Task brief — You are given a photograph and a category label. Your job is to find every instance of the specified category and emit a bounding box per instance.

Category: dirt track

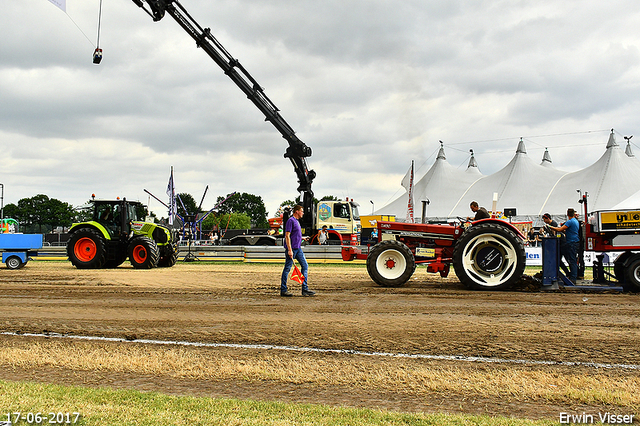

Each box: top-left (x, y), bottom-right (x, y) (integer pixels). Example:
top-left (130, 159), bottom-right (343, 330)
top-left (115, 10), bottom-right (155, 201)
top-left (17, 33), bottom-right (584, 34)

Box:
top-left (1, 261), bottom-right (639, 420)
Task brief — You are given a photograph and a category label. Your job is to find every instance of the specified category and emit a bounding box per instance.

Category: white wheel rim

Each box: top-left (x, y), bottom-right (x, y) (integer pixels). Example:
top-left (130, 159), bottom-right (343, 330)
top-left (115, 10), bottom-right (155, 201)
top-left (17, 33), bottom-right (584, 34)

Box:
top-left (633, 265), bottom-right (640, 282)
top-left (7, 258), bottom-right (20, 269)
top-left (376, 248), bottom-right (407, 280)
top-left (461, 233), bottom-right (518, 287)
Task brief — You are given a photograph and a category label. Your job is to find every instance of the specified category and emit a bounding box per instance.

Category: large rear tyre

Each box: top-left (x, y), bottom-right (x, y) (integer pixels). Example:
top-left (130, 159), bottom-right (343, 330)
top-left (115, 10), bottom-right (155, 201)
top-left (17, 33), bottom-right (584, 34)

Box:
top-left (67, 228), bottom-right (107, 269)
top-left (128, 236), bottom-right (160, 269)
top-left (453, 223), bottom-right (526, 290)
top-left (367, 240), bottom-right (415, 287)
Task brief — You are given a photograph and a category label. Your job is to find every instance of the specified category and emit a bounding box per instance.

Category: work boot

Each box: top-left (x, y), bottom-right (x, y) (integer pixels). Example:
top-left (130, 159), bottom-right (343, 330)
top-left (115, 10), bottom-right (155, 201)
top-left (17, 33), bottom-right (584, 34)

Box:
top-left (280, 291), bottom-right (293, 297)
top-left (302, 289), bottom-right (316, 297)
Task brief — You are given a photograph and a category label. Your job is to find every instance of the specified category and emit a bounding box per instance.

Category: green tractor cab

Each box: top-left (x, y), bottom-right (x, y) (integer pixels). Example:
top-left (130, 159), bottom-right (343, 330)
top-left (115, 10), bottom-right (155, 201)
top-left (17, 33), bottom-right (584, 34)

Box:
top-left (67, 199), bottom-right (178, 269)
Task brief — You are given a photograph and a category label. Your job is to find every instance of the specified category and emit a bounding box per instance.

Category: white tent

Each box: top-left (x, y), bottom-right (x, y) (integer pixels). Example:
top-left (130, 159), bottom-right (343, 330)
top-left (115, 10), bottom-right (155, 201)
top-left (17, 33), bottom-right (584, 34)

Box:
top-left (447, 139), bottom-right (566, 218)
top-left (541, 131), bottom-right (640, 214)
top-left (377, 144), bottom-right (483, 218)
top-left (377, 130), bottom-right (640, 220)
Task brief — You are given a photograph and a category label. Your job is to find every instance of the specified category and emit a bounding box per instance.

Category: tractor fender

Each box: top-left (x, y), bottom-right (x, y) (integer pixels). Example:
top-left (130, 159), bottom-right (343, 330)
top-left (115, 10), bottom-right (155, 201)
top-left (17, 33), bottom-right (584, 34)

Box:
top-left (470, 218), bottom-right (526, 240)
top-left (69, 222), bottom-right (111, 240)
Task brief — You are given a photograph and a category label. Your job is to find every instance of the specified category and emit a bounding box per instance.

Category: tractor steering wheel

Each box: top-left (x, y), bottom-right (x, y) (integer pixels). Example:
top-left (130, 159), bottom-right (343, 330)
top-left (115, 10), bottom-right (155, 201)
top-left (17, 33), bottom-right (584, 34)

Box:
top-left (456, 216), bottom-right (471, 224)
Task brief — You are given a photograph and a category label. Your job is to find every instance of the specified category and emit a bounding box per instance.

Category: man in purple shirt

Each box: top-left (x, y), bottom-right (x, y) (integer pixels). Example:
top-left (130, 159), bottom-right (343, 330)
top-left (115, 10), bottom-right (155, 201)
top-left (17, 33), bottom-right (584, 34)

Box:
top-left (280, 205), bottom-right (315, 297)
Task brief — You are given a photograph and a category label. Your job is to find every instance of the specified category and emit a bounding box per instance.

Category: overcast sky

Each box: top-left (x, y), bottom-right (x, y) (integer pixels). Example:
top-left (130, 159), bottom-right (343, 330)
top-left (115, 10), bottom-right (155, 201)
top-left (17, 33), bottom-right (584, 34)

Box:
top-left (1, 0), bottom-right (639, 218)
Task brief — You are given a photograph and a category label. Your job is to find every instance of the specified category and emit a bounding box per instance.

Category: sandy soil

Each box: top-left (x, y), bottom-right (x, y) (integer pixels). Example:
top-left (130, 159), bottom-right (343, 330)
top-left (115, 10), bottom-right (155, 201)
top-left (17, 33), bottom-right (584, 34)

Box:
top-left (0, 261), bottom-right (638, 420)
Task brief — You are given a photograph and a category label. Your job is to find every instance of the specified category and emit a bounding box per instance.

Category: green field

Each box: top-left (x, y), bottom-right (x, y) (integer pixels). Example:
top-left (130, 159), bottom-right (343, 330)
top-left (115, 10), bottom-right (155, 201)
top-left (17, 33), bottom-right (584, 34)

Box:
top-left (0, 380), bottom-right (559, 426)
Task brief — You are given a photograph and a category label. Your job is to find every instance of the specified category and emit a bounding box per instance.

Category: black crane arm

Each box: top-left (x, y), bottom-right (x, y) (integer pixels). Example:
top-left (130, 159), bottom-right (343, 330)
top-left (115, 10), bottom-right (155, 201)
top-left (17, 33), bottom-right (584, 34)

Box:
top-left (132, 0), bottom-right (316, 231)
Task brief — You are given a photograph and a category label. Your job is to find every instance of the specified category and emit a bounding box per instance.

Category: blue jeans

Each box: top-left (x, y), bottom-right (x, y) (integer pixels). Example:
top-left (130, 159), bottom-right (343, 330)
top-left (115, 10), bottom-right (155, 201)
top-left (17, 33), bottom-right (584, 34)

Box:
top-left (561, 241), bottom-right (580, 282)
top-left (281, 248), bottom-right (308, 292)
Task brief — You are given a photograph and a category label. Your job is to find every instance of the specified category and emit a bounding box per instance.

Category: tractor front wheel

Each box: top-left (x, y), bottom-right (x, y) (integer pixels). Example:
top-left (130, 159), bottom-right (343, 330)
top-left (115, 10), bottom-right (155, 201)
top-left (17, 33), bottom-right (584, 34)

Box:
top-left (158, 244), bottom-right (178, 267)
top-left (367, 240), bottom-right (415, 287)
top-left (67, 228), bottom-right (107, 269)
top-left (128, 236), bottom-right (160, 269)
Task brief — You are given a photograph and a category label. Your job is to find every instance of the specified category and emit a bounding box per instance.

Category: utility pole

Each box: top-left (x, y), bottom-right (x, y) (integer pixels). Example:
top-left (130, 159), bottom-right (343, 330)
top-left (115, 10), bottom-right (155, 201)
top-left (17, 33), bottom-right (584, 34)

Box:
top-left (0, 183), bottom-right (4, 221)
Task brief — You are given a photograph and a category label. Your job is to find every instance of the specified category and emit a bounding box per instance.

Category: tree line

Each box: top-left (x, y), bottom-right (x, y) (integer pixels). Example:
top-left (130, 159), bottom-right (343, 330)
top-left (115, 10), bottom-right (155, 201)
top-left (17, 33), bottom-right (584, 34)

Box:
top-left (2, 192), bottom-right (340, 234)
top-left (2, 194), bottom-right (76, 233)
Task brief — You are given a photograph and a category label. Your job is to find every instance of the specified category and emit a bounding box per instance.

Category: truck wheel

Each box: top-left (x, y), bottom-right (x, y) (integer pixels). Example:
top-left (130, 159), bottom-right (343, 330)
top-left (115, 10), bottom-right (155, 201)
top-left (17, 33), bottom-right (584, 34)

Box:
top-left (623, 256), bottom-right (640, 292)
top-left (128, 236), bottom-right (160, 269)
top-left (6, 256), bottom-right (23, 270)
top-left (230, 237), bottom-right (248, 246)
top-left (67, 228), bottom-right (107, 269)
top-left (257, 237), bottom-right (276, 246)
top-left (367, 240), bottom-right (415, 287)
top-left (614, 254), bottom-right (628, 283)
top-left (453, 223), bottom-right (525, 290)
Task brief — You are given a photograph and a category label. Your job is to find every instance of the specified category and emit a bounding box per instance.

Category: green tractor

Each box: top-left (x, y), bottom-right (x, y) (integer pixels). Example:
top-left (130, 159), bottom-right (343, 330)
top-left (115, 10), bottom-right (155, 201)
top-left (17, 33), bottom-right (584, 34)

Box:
top-left (67, 198), bottom-right (178, 269)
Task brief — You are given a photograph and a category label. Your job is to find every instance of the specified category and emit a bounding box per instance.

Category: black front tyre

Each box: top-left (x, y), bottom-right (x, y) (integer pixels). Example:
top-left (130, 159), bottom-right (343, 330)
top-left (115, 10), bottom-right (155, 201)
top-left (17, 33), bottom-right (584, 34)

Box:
top-left (367, 240), bottom-right (416, 287)
top-left (128, 236), bottom-right (160, 269)
top-left (453, 223), bottom-right (526, 290)
top-left (157, 244), bottom-right (178, 267)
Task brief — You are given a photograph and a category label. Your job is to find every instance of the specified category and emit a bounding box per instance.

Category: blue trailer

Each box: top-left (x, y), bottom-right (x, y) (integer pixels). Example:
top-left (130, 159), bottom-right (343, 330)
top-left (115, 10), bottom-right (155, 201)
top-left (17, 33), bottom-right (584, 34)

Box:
top-left (0, 233), bottom-right (43, 269)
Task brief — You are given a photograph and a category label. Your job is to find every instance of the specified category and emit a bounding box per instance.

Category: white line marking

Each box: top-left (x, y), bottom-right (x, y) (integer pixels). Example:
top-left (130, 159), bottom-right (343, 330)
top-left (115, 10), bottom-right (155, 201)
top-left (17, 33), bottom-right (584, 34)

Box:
top-left (2, 331), bottom-right (639, 370)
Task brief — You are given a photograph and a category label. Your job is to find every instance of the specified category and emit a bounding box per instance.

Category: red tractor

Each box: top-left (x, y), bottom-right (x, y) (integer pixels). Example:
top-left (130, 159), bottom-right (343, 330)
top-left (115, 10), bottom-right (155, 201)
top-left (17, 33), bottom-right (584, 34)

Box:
top-left (342, 218), bottom-right (527, 290)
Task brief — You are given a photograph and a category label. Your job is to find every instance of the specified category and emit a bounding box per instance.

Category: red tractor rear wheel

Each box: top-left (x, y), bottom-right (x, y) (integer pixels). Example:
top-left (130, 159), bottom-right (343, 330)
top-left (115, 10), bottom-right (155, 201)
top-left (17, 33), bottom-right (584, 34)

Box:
top-left (453, 223), bottom-right (525, 290)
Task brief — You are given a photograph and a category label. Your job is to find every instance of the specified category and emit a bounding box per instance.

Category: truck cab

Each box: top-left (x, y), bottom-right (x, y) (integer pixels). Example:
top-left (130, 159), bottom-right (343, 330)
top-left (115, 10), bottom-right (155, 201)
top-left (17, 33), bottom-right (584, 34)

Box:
top-left (314, 199), bottom-right (361, 244)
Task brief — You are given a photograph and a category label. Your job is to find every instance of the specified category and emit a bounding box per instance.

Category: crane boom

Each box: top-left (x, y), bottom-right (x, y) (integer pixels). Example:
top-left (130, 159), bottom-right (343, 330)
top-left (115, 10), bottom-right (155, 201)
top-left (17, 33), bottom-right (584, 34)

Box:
top-left (132, 0), bottom-right (316, 232)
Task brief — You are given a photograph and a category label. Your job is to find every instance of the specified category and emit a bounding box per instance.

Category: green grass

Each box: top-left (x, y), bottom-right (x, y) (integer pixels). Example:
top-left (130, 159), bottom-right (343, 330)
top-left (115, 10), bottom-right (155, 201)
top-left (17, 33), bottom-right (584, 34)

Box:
top-left (0, 380), bottom-right (559, 426)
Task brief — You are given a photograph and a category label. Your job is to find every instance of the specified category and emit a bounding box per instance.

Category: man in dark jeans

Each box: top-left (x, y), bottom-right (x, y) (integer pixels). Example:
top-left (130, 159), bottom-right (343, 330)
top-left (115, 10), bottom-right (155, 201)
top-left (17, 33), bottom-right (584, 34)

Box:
top-left (280, 205), bottom-right (315, 297)
top-left (575, 213), bottom-right (585, 280)
top-left (549, 208), bottom-right (581, 284)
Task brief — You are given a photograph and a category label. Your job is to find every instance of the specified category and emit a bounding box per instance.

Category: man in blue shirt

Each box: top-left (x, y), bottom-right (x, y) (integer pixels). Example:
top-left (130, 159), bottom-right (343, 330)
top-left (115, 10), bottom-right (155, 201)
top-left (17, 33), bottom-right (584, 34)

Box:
top-left (280, 205), bottom-right (315, 297)
top-left (549, 208), bottom-right (581, 283)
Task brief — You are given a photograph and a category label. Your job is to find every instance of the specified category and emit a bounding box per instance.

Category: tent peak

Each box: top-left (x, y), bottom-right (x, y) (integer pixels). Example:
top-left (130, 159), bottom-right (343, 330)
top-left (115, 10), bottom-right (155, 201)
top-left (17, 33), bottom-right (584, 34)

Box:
top-left (541, 147), bottom-right (552, 164)
top-left (516, 138), bottom-right (527, 154)
top-left (437, 140), bottom-right (446, 160)
top-left (625, 135), bottom-right (634, 157)
top-left (467, 149), bottom-right (479, 168)
top-left (606, 129), bottom-right (618, 148)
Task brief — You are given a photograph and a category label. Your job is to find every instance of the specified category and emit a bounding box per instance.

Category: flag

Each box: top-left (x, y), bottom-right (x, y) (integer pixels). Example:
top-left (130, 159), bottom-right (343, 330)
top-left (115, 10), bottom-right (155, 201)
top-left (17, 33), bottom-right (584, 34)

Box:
top-left (401, 161), bottom-right (415, 223)
top-left (401, 163), bottom-right (412, 191)
top-left (48, 0), bottom-right (66, 12)
top-left (166, 168), bottom-right (177, 225)
top-left (290, 265), bottom-right (305, 284)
